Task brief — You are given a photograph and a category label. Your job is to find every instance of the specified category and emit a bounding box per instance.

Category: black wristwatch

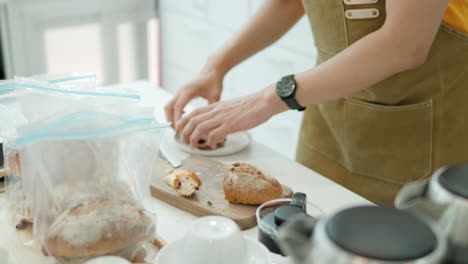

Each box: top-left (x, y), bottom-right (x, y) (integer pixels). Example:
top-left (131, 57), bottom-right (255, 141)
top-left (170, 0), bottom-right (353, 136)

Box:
top-left (276, 74), bottom-right (306, 111)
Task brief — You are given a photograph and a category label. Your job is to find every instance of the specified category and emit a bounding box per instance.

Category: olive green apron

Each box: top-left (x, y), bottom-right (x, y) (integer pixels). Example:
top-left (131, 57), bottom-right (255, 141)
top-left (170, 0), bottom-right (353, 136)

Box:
top-left (297, 0), bottom-right (468, 205)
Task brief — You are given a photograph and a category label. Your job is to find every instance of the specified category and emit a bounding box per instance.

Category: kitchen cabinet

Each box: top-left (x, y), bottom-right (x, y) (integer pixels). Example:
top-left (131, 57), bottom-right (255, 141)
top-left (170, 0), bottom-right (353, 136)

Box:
top-left (160, 0), bottom-right (318, 159)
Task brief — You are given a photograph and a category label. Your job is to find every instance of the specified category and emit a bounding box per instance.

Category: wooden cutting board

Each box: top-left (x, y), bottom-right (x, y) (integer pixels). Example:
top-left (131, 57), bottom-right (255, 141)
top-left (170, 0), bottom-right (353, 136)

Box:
top-left (150, 155), bottom-right (293, 230)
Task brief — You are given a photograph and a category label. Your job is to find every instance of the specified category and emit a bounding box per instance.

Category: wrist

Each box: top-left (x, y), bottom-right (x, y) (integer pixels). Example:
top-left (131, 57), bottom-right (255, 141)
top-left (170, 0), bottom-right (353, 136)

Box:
top-left (206, 53), bottom-right (231, 78)
top-left (260, 84), bottom-right (289, 116)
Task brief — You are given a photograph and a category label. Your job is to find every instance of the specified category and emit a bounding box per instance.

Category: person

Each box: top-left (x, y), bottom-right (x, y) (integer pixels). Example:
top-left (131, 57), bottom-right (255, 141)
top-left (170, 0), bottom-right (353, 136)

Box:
top-left (165, 0), bottom-right (468, 205)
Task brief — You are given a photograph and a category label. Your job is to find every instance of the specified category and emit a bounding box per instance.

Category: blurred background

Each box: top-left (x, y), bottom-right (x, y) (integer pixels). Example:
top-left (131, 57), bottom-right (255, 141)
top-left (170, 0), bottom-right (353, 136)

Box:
top-left (0, 0), bottom-right (317, 160)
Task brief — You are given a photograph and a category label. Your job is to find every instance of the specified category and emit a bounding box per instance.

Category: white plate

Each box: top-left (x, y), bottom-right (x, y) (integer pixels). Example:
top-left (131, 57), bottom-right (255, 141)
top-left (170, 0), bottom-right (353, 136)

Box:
top-left (154, 238), bottom-right (272, 264)
top-left (173, 131), bottom-right (251, 157)
top-left (84, 256), bottom-right (131, 264)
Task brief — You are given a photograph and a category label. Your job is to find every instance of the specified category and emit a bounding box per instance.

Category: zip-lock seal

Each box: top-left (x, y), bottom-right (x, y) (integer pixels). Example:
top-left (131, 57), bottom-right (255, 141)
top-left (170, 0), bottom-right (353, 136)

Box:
top-left (17, 112), bottom-right (169, 145)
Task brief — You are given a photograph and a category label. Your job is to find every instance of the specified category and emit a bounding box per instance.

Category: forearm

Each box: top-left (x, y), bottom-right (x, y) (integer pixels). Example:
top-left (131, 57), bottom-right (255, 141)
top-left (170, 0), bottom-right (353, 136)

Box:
top-left (209, 0), bottom-right (305, 75)
top-left (295, 29), bottom-right (420, 106)
top-left (261, 28), bottom-right (426, 116)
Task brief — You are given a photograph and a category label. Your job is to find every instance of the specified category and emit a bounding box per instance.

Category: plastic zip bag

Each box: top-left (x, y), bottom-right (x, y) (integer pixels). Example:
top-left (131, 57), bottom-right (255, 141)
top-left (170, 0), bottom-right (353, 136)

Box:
top-left (0, 72), bottom-right (96, 94)
top-left (1, 74), bottom-right (99, 222)
top-left (14, 75), bottom-right (146, 124)
top-left (18, 112), bottom-right (168, 263)
top-left (2, 73), bottom-right (150, 226)
top-left (29, 72), bottom-right (97, 90)
top-left (0, 73), bottom-right (99, 139)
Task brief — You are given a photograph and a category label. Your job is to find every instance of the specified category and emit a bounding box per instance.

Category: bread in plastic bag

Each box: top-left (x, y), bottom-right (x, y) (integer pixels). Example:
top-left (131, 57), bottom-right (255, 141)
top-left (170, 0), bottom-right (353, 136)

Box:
top-left (18, 111), bottom-right (167, 263)
top-left (2, 73), bottom-right (150, 223)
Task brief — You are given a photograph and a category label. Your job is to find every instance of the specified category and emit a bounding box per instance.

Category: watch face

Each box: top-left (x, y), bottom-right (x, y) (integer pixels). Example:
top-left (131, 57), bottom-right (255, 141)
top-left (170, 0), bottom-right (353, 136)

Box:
top-left (276, 76), bottom-right (295, 97)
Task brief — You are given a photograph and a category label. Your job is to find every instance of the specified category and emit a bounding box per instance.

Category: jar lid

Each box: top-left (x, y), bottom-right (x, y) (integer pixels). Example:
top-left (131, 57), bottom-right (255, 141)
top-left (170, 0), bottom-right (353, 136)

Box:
top-left (438, 164), bottom-right (468, 198)
top-left (274, 205), bottom-right (305, 226)
top-left (326, 206), bottom-right (437, 261)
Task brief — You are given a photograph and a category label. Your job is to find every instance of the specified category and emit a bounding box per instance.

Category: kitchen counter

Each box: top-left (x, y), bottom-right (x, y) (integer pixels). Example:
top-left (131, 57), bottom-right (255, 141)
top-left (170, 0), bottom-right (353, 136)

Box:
top-left (0, 81), bottom-right (372, 264)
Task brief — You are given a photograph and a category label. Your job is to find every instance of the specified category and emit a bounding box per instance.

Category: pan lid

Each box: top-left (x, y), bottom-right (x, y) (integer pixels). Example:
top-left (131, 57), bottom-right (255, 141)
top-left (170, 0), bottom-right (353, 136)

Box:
top-left (326, 206), bottom-right (437, 261)
top-left (438, 164), bottom-right (468, 198)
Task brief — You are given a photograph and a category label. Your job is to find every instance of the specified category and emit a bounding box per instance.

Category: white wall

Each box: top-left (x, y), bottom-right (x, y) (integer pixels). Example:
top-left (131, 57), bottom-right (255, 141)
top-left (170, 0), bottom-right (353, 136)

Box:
top-left (160, 0), bottom-right (317, 159)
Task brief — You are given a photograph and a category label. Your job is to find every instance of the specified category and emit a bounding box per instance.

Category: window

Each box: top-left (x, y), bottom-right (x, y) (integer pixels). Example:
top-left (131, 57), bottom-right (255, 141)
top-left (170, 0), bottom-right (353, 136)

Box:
top-left (1, 0), bottom-right (158, 85)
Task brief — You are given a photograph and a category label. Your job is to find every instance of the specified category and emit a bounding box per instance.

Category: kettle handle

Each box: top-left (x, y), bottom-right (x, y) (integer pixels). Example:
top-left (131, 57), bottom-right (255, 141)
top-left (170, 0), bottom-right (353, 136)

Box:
top-left (290, 192), bottom-right (307, 211)
top-left (396, 178), bottom-right (448, 224)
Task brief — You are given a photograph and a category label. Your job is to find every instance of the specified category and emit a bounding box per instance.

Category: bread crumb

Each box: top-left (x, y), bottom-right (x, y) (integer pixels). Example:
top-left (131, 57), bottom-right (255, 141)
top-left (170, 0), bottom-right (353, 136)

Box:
top-left (207, 201), bottom-right (213, 206)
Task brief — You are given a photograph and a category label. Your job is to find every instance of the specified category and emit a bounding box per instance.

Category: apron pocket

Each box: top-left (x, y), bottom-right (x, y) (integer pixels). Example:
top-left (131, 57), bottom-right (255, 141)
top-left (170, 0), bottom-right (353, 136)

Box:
top-left (343, 98), bottom-right (433, 184)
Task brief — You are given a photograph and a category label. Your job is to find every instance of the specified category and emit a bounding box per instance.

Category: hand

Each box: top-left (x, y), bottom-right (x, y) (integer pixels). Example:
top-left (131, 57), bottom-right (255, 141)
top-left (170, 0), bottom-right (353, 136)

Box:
top-left (175, 86), bottom-right (288, 148)
top-left (164, 63), bottom-right (225, 127)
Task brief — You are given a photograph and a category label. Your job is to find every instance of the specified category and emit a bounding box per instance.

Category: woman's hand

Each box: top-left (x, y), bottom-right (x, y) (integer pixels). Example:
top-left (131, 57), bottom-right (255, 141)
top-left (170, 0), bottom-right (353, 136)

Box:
top-left (175, 86), bottom-right (288, 149)
top-left (165, 63), bottom-right (225, 126)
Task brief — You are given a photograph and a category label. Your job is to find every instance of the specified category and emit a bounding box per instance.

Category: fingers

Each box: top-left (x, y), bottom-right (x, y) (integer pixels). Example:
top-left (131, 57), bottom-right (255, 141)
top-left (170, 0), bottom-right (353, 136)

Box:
top-left (179, 110), bottom-right (213, 145)
top-left (175, 104), bottom-right (215, 132)
top-left (207, 126), bottom-right (229, 149)
top-left (164, 92), bottom-right (191, 126)
top-left (164, 97), bottom-right (176, 125)
top-left (173, 92), bottom-right (194, 126)
top-left (189, 119), bottom-right (221, 148)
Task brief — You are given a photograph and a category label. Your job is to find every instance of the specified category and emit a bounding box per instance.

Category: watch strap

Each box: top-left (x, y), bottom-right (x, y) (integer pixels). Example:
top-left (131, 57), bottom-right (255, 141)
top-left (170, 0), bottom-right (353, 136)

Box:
top-left (285, 96), bottom-right (306, 111)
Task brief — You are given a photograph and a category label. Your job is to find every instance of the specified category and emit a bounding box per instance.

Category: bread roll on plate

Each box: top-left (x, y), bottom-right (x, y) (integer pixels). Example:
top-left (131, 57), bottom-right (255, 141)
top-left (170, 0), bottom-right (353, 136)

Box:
top-left (175, 133), bottom-right (226, 150)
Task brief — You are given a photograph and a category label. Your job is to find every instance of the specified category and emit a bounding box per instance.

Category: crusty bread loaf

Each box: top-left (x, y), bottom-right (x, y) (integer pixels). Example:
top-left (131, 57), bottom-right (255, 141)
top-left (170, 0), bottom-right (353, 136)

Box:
top-left (165, 169), bottom-right (202, 197)
top-left (223, 163), bottom-right (282, 205)
top-left (45, 199), bottom-right (155, 258)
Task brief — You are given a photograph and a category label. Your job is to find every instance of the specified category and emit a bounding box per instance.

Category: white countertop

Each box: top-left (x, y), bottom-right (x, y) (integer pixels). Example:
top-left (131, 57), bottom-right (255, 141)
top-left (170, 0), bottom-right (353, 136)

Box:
top-left (0, 81), bottom-right (372, 264)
